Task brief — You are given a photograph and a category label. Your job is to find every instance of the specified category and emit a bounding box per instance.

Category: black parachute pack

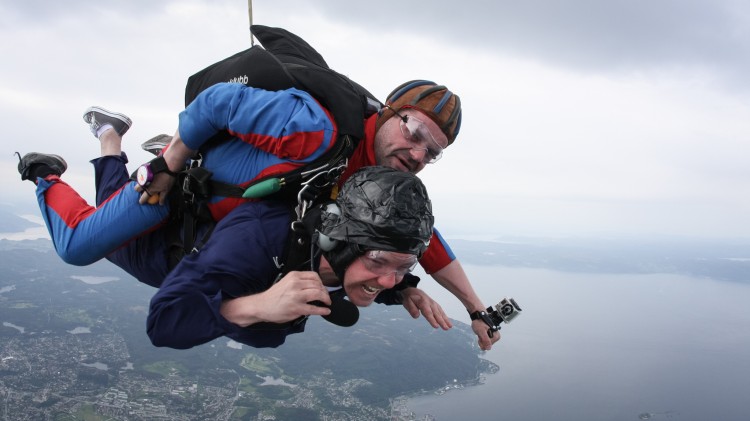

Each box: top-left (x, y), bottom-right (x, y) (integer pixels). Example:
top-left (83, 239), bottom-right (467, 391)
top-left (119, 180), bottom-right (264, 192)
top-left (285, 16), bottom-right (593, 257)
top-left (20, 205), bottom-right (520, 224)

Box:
top-left (166, 25), bottom-right (381, 270)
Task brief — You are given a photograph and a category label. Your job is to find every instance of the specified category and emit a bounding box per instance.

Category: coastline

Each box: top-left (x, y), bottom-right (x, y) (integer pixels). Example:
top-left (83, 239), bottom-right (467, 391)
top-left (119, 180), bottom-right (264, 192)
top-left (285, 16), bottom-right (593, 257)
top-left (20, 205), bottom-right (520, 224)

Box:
top-left (390, 357), bottom-right (499, 420)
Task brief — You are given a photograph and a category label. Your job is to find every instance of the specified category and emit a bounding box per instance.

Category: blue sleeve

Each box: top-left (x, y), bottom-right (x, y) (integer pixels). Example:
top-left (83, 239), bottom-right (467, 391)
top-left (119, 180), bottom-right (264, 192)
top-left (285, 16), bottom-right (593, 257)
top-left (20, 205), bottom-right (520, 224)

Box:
top-left (146, 201), bottom-right (293, 349)
top-left (178, 83), bottom-right (336, 161)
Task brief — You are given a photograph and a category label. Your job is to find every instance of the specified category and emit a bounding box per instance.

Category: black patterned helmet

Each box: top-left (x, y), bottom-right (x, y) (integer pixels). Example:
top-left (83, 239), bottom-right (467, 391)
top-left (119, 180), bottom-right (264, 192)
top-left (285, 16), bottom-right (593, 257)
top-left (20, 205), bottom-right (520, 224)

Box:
top-left (320, 166), bottom-right (434, 258)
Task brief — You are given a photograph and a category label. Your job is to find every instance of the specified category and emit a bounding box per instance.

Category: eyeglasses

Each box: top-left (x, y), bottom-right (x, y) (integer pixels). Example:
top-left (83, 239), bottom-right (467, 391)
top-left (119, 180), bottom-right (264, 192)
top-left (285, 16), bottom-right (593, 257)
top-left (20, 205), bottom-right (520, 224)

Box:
top-left (387, 106), bottom-right (445, 164)
top-left (360, 250), bottom-right (418, 277)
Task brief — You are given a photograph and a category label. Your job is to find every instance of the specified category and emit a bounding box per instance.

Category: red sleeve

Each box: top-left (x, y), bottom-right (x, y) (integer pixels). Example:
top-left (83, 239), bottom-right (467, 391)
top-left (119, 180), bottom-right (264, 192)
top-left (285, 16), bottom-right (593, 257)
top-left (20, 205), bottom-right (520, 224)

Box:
top-left (418, 228), bottom-right (456, 274)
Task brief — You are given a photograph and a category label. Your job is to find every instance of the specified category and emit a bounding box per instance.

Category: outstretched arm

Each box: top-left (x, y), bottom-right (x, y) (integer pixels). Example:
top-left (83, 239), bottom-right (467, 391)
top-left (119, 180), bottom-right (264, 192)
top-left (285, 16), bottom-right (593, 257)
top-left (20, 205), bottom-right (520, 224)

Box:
top-left (431, 259), bottom-right (501, 351)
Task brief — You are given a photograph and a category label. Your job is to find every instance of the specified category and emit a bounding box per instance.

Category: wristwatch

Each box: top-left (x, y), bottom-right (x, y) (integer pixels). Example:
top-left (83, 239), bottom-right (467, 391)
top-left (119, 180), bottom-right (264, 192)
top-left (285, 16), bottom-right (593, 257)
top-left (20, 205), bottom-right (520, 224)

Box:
top-left (136, 156), bottom-right (178, 188)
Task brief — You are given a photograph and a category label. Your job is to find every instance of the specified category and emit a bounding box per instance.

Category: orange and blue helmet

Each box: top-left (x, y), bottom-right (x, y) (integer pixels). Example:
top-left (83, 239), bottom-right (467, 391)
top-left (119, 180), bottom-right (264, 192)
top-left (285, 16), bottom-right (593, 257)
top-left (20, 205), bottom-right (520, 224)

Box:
top-left (376, 80), bottom-right (462, 145)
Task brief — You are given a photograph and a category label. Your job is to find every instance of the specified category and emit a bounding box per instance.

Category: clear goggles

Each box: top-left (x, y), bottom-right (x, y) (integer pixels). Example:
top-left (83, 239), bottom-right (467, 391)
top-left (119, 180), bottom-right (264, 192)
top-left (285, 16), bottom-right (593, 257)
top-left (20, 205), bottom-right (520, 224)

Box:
top-left (359, 250), bottom-right (418, 277)
top-left (390, 108), bottom-right (445, 164)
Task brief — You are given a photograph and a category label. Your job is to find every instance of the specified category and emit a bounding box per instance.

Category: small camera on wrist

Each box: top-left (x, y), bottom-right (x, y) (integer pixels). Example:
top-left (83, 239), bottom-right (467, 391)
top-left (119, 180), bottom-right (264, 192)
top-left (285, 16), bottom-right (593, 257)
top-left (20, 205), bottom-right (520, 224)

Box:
top-left (491, 297), bottom-right (522, 324)
top-left (470, 297), bottom-right (522, 338)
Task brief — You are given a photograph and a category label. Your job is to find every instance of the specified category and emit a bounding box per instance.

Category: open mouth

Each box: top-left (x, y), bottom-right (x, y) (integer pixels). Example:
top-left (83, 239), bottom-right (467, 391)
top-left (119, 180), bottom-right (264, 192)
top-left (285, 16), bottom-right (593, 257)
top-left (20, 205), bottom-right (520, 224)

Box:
top-left (362, 285), bottom-right (381, 295)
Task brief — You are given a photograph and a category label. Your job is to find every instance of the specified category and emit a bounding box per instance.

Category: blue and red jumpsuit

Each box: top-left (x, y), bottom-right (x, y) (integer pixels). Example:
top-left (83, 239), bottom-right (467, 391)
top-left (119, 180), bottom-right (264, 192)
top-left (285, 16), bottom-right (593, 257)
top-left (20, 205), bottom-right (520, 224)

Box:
top-left (34, 84), bottom-right (338, 286)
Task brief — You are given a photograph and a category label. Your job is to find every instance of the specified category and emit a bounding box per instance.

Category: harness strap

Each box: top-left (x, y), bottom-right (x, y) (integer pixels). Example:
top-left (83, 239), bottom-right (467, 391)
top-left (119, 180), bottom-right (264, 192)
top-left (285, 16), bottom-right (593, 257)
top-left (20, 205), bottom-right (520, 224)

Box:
top-left (242, 206), bottom-right (320, 332)
top-left (178, 167), bottom-right (211, 254)
top-left (163, 128), bottom-right (355, 270)
top-left (208, 180), bottom-right (246, 198)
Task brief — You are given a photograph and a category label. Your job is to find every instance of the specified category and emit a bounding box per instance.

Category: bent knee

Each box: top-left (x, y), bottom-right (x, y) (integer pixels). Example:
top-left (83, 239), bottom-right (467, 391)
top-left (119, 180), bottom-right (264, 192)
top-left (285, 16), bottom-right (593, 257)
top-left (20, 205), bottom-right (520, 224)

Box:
top-left (56, 246), bottom-right (102, 266)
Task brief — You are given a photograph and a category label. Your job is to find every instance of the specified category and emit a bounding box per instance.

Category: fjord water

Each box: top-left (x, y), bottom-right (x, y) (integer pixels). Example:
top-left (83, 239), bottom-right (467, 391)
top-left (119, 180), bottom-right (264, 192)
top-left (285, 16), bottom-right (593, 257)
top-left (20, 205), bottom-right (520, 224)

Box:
top-left (408, 265), bottom-right (750, 421)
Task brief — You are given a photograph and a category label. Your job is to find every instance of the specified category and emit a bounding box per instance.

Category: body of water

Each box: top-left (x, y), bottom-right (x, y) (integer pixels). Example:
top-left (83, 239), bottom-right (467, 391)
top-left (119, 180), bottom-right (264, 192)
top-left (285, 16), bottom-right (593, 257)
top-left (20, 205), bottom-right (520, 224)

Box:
top-left (69, 276), bottom-right (119, 285)
top-left (408, 265), bottom-right (750, 421)
top-left (2, 322), bottom-right (24, 333)
top-left (258, 375), bottom-right (297, 388)
top-left (68, 327), bottom-right (91, 334)
top-left (0, 215), bottom-right (48, 241)
top-left (81, 362), bottom-right (108, 371)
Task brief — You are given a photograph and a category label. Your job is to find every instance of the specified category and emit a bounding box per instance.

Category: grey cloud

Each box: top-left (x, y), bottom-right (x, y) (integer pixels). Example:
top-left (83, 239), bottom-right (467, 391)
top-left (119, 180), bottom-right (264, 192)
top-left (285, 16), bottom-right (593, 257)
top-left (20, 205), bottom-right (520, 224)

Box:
top-left (8, 0), bottom-right (745, 81)
top-left (271, 0), bottom-right (749, 90)
top-left (0, 0), bottom-right (176, 22)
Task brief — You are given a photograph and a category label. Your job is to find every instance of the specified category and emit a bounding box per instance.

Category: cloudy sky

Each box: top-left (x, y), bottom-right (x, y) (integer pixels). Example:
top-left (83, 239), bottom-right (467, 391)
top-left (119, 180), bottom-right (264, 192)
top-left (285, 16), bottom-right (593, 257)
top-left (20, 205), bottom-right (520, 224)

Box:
top-left (2, 0), bottom-right (748, 240)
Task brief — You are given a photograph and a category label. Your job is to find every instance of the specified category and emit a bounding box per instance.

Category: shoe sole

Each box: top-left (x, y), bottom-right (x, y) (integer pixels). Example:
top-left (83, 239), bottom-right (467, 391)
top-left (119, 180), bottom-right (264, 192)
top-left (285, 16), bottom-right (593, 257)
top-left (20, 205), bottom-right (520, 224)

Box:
top-left (83, 106), bottom-right (133, 126)
top-left (82, 106), bottom-right (133, 127)
top-left (141, 134), bottom-right (172, 155)
top-left (18, 152), bottom-right (68, 178)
